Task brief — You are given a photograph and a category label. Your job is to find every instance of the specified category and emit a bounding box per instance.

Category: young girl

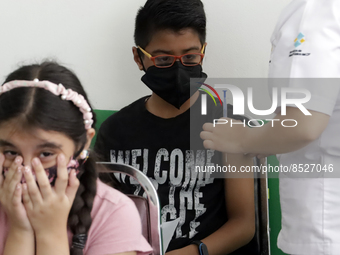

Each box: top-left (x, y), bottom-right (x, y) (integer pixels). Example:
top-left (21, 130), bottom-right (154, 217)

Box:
top-left (0, 62), bottom-right (152, 255)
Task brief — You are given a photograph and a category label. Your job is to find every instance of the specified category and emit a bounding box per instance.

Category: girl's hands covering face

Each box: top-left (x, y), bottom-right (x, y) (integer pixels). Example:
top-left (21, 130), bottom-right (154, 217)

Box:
top-left (0, 154), bottom-right (33, 232)
top-left (22, 154), bottom-right (79, 236)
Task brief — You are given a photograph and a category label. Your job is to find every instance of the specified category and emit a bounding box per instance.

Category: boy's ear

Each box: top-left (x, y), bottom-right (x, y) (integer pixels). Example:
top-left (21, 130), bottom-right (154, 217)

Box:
top-left (132, 47), bottom-right (144, 71)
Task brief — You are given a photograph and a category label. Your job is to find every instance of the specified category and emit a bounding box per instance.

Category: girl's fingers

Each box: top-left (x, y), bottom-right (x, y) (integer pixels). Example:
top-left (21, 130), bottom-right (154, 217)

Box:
top-left (31, 158), bottom-right (52, 198)
top-left (7, 166), bottom-right (23, 198)
top-left (65, 170), bottom-right (79, 202)
top-left (0, 153), bottom-right (5, 187)
top-left (23, 166), bottom-right (43, 207)
top-left (22, 183), bottom-right (33, 211)
top-left (54, 154), bottom-right (69, 195)
top-left (12, 183), bottom-right (23, 207)
top-left (5, 156), bottom-right (23, 185)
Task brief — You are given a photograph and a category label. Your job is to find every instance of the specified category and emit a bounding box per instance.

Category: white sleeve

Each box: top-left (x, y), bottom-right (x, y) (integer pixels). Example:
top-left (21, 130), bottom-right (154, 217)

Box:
top-left (268, 0), bottom-right (340, 115)
top-left (269, 0), bottom-right (340, 78)
top-left (271, 79), bottom-right (340, 116)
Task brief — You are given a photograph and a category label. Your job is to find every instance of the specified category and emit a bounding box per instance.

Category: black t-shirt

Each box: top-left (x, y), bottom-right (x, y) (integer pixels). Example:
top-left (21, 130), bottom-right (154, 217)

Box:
top-left (95, 92), bottom-right (234, 252)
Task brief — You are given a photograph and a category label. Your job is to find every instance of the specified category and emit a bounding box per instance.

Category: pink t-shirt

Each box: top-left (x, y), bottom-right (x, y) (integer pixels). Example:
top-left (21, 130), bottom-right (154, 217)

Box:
top-left (0, 180), bottom-right (152, 255)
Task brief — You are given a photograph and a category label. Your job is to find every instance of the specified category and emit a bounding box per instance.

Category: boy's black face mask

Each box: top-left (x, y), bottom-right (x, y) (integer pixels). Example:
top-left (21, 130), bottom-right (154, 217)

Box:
top-left (141, 61), bottom-right (207, 109)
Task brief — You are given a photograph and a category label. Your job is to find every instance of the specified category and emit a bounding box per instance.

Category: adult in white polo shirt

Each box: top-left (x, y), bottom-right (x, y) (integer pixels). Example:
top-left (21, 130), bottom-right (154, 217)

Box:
top-left (200, 0), bottom-right (340, 254)
top-left (269, 1), bottom-right (340, 255)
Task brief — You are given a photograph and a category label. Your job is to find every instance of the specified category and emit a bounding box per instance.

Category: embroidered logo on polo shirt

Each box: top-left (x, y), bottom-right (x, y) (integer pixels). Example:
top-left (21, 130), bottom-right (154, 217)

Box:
top-left (289, 33), bottom-right (311, 57)
top-left (294, 33), bottom-right (305, 47)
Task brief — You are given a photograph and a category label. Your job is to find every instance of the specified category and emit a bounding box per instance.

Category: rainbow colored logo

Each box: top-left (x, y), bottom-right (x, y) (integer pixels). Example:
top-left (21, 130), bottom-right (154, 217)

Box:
top-left (199, 83), bottom-right (222, 106)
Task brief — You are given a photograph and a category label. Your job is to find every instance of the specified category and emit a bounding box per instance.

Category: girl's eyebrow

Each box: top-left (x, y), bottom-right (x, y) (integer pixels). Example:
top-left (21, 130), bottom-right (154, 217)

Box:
top-left (37, 142), bottom-right (62, 150)
top-left (0, 139), bottom-right (14, 147)
top-left (0, 139), bottom-right (62, 150)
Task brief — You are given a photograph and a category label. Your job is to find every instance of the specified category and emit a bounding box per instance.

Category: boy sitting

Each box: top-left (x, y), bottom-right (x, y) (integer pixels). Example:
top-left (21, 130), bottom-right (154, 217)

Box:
top-left (95, 0), bottom-right (255, 254)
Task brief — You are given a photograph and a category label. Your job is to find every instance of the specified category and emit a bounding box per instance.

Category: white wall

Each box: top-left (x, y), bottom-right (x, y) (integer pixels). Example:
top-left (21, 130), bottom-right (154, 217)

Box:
top-left (0, 0), bottom-right (291, 111)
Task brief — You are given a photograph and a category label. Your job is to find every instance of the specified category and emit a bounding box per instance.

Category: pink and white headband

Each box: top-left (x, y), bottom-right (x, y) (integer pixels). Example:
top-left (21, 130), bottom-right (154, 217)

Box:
top-left (0, 79), bottom-right (93, 129)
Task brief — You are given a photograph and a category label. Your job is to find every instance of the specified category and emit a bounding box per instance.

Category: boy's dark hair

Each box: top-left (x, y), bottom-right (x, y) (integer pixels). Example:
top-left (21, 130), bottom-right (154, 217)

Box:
top-left (134, 0), bottom-right (206, 48)
top-left (0, 62), bottom-right (97, 255)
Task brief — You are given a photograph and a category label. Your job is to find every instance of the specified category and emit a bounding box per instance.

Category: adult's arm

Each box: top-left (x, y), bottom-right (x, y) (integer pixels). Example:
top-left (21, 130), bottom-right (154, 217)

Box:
top-left (201, 107), bottom-right (329, 155)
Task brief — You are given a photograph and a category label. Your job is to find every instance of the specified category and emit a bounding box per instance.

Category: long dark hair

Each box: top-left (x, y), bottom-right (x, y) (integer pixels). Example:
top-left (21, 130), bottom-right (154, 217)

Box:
top-left (0, 61), bottom-right (97, 255)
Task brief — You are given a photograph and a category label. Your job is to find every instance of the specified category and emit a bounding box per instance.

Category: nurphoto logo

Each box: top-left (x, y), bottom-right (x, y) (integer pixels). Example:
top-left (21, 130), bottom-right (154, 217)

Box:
top-left (200, 83), bottom-right (311, 128)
